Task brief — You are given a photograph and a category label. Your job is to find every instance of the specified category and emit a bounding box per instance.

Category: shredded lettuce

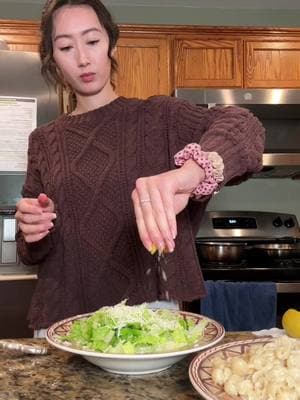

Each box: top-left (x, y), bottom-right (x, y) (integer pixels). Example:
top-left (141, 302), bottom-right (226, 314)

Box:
top-left (61, 301), bottom-right (208, 354)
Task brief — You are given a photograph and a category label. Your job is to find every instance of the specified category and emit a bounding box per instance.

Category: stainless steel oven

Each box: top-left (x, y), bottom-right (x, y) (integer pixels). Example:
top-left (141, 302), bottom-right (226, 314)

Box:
top-left (0, 207), bottom-right (18, 267)
top-left (0, 206), bottom-right (37, 275)
top-left (194, 211), bottom-right (300, 327)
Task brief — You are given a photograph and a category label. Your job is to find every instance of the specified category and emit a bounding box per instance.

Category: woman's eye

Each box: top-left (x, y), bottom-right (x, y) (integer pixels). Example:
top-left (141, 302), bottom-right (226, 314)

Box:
top-left (60, 46), bottom-right (72, 52)
top-left (88, 40), bottom-right (100, 46)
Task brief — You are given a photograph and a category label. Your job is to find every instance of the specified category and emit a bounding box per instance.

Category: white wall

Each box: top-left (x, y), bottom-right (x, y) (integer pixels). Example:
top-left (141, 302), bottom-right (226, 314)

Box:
top-left (2, 2), bottom-right (300, 26)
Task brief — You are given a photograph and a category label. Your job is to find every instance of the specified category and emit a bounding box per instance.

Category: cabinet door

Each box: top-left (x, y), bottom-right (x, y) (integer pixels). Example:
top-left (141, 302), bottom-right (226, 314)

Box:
top-left (175, 38), bottom-right (243, 88)
top-left (0, 279), bottom-right (37, 338)
top-left (0, 20), bottom-right (39, 52)
top-left (5, 41), bottom-right (39, 52)
top-left (115, 35), bottom-right (171, 98)
top-left (245, 39), bottom-right (300, 88)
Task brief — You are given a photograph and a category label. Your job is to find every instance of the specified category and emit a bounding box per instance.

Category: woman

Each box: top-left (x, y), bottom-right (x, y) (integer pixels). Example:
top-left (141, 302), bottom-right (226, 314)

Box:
top-left (15, 0), bottom-right (265, 335)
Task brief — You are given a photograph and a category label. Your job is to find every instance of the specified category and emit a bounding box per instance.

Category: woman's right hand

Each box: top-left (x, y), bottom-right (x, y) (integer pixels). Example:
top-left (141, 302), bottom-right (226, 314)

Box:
top-left (15, 193), bottom-right (57, 243)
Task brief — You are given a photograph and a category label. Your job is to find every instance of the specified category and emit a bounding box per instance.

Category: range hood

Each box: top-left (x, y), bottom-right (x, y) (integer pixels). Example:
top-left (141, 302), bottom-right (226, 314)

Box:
top-left (260, 154), bottom-right (300, 179)
top-left (174, 88), bottom-right (300, 178)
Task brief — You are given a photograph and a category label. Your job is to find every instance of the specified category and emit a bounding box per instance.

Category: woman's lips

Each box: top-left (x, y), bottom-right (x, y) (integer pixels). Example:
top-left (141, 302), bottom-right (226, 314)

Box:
top-left (80, 73), bottom-right (95, 82)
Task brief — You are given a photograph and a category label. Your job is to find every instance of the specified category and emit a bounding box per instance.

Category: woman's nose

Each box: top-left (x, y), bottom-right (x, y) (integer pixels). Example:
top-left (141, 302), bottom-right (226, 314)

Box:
top-left (76, 47), bottom-right (90, 67)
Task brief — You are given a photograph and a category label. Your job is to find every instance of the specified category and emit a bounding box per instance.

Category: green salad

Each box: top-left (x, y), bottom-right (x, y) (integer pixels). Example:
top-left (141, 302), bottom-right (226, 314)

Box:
top-left (61, 301), bottom-right (208, 354)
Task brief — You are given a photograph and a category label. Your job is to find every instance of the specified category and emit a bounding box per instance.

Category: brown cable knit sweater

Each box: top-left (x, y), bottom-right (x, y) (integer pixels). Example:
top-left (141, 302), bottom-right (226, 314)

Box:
top-left (16, 95), bottom-right (265, 329)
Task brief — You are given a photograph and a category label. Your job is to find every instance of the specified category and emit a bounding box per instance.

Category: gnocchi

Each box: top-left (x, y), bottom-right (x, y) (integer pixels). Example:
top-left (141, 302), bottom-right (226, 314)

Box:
top-left (210, 336), bottom-right (300, 400)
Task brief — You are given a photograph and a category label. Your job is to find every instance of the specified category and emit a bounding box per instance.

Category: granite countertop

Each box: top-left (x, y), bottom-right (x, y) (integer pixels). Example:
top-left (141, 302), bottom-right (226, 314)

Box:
top-left (1, 332), bottom-right (256, 400)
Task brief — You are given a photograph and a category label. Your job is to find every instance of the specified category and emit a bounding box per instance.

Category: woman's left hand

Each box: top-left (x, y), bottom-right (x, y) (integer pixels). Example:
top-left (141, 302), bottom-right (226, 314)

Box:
top-left (131, 160), bottom-right (204, 254)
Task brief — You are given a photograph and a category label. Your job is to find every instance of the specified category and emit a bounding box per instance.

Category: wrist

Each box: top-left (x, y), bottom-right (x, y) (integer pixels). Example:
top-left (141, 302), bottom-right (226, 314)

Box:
top-left (181, 159), bottom-right (205, 191)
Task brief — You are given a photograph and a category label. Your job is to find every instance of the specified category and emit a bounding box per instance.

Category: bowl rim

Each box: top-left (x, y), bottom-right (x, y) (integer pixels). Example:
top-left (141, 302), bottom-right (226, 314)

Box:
top-left (46, 310), bottom-right (225, 360)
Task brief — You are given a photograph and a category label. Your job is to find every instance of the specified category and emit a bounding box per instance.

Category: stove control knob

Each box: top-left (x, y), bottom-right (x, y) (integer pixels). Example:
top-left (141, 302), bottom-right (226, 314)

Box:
top-left (273, 217), bottom-right (283, 227)
top-left (284, 218), bottom-right (295, 228)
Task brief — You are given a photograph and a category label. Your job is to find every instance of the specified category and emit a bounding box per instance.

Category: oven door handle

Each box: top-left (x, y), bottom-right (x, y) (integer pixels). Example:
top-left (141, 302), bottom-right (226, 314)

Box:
top-left (276, 282), bottom-right (300, 293)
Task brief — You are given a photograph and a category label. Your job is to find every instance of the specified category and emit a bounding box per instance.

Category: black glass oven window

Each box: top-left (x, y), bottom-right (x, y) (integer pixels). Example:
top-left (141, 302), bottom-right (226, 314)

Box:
top-left (212, 217), bottom-right (257, 229)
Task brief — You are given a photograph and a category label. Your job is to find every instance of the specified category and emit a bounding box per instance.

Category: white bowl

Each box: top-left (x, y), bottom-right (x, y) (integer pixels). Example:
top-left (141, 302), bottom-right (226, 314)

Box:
top-left (189, 337), bottom-right (274, 400)
top-left (46, 310), bottom-right (225, 375)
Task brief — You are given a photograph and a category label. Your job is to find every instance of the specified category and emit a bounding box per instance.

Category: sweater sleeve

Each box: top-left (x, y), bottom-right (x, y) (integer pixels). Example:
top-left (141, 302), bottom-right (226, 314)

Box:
top-left (168, 97), bottom-right (265, 188)
top-left (16, 130), bottom-right (54, 265)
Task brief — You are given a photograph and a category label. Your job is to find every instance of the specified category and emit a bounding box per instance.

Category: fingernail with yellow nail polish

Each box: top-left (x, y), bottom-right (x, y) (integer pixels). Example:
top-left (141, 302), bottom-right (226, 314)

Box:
top-left (150, 244), bottom-right (157, 255)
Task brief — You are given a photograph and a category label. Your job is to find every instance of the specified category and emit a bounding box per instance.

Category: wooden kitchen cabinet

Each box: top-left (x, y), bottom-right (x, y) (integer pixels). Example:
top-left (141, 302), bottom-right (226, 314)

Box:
top-left (0, 20), bottom-right (172, 99)
top-left (115, 34), bottom-right (171, 98)
top-left (3, 20), bottom-right (300, 94)
top-left (0, 20), bottom-right (39, 52)
top-left (245, 38), bottom-right (300, 88)
top-left (174, 37), bottom-right (243, 88)
top-left (173, 28), bottom-right (300, 89)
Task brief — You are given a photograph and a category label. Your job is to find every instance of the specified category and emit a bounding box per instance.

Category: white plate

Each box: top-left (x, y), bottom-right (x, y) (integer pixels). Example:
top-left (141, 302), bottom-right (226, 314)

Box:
top-left (189, 337), bottom-right (273, 400)
top-left (46, 310), bottom-right (225, 375)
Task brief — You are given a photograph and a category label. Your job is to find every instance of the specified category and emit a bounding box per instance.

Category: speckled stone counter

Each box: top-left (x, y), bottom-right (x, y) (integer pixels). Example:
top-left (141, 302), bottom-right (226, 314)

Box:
top-left (0, 333), bottom-right (256, 400)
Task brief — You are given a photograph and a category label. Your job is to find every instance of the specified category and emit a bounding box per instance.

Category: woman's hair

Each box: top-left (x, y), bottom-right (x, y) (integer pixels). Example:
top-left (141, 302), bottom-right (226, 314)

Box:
top-left (40, 0), bottom-right (119, 89)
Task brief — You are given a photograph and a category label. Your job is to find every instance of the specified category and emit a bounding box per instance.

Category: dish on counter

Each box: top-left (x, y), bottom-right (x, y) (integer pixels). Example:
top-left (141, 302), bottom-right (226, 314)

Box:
top-left (46, 309), bottom-right (225, 375)
top-left (189, 337), bottom-right (279, 400)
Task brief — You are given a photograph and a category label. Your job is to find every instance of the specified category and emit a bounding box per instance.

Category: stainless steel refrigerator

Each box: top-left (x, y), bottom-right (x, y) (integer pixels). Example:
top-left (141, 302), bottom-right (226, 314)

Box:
top-left (0, 50), bottom-right (60, 338)
top-left (0, 49), bottom-right (60, 206)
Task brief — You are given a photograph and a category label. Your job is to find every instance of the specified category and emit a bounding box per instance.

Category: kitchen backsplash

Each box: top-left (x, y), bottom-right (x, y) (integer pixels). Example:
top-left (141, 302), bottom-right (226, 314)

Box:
top-left (1, 175), bottom-right (299, 220)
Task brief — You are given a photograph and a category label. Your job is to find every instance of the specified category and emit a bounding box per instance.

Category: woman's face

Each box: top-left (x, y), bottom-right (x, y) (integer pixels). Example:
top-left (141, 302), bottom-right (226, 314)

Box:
top-left (52, 4), bottom-right (113, 98)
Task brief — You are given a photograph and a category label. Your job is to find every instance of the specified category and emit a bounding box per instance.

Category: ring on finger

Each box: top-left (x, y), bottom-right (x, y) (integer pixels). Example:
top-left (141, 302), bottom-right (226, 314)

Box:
top-left (140, 199), bottom-right (151, 204)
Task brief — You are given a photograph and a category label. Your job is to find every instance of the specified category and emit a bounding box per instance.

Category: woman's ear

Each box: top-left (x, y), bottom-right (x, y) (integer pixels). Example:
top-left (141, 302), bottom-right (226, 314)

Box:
top-left (111, 46), bottom-right (117, 56)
